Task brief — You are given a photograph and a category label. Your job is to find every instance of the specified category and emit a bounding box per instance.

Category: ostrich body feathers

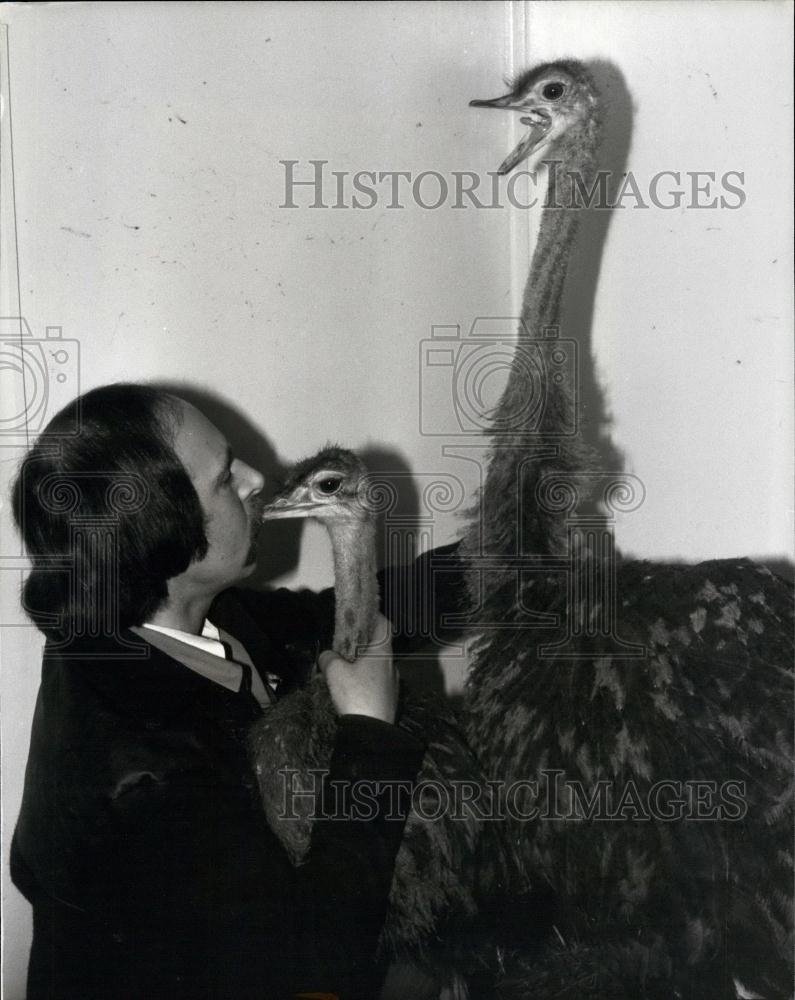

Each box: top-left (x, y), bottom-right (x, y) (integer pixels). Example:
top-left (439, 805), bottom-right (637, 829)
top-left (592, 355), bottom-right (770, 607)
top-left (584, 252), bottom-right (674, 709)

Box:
top-left (466, 557), bottom-right (794, 998)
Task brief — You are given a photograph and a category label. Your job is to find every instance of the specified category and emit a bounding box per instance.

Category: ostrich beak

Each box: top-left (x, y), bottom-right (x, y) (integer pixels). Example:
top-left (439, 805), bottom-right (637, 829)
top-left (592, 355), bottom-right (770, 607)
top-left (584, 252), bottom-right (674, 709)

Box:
top-left (470, 94), bottom-right (552, 174)
top-left (259, 493), bottom-right (323, 520)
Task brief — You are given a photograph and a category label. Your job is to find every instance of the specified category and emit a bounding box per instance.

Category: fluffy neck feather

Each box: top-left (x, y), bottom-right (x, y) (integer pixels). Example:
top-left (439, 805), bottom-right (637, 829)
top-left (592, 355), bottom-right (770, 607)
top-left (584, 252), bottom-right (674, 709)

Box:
top-left (462, 120), bottom-right (598, 602)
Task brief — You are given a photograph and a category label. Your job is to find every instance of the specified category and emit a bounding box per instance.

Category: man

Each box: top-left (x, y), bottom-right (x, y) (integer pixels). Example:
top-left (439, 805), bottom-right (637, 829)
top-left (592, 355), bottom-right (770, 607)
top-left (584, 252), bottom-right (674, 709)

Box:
top-left (11, 383), bottom-right (456, 1000)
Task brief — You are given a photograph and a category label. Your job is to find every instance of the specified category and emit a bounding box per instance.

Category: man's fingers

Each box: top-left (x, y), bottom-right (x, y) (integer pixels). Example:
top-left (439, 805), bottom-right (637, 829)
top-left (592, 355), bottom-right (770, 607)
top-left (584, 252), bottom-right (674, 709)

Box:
top-left (318, 615), bottom-right (393, 671)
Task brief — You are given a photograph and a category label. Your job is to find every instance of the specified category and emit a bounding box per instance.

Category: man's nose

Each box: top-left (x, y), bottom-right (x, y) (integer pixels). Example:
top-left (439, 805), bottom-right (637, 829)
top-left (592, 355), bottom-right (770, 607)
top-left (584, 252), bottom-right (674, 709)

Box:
top-left (235, 460), bottom-right (265, 498)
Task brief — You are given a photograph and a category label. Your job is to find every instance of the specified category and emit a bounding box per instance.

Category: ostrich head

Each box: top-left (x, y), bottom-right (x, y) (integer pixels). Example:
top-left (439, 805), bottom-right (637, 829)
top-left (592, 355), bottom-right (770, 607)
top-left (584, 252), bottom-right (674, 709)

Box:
top-left (259, 446), bottom-right (372, 524)
top-left (471, 60), bottom-right (601, 174)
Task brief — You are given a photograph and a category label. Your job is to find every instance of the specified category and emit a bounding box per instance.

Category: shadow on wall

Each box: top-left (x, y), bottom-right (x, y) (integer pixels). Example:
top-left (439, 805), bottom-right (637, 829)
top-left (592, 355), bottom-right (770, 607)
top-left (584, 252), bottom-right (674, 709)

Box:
top-left (359, 445), bottom-right (450, 702)
top-left (562, 59), bottom-right (633, 490)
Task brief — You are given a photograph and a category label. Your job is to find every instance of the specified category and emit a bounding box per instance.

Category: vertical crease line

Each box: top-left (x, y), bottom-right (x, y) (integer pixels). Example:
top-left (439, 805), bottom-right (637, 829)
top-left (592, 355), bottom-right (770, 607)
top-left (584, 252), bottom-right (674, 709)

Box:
top-left (3, 26), bottom-right (29, 446)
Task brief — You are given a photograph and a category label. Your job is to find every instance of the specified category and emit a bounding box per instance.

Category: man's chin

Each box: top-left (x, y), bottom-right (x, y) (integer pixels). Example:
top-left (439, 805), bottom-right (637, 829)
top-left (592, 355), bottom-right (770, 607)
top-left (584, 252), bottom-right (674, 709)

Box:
top-left (224, 544), bottom-right (259, 588)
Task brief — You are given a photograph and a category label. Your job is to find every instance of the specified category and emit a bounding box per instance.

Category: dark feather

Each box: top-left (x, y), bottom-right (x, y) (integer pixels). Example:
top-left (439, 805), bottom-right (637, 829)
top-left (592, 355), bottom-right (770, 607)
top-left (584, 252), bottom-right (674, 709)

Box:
top-left (466, 559), bottom-right (794, 998)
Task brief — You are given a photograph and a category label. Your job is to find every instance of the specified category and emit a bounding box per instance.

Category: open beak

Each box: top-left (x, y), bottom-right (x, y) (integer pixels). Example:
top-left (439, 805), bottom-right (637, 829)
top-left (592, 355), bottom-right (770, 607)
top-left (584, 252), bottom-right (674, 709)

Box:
top-left (470, 94), bottom-right (552, 174)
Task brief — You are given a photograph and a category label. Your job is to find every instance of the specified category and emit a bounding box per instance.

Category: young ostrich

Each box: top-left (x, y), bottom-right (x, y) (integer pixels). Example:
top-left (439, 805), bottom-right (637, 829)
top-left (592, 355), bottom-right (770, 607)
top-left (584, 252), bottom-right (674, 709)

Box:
top-left (257, 447), bottom-right (379, 662)
top-left (463, 62), bottom-right (794, 999)
top-left (249, 447), bottom-right (495, 969)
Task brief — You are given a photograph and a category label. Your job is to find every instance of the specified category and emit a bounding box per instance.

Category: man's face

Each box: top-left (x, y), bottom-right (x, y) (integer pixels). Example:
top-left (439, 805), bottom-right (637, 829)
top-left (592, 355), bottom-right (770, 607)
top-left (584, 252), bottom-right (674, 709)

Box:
top-left (169, 399), bottom-right (264, 595)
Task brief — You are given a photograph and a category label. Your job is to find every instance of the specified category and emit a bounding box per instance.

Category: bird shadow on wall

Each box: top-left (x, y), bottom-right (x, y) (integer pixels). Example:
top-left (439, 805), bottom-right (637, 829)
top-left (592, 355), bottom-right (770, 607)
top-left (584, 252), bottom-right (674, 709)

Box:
top-left (562, 59), bottom-right (633, 496)
top-left (551, 63), bottom-right (794, 583)
top-left (358, 444), bottom-right (451, 703)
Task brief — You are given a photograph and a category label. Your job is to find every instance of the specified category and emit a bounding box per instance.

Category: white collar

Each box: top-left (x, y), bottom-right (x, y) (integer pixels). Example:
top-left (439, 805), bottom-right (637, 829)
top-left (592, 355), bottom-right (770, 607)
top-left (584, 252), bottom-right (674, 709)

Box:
top-left (140, 619), bottom-right (227, 659)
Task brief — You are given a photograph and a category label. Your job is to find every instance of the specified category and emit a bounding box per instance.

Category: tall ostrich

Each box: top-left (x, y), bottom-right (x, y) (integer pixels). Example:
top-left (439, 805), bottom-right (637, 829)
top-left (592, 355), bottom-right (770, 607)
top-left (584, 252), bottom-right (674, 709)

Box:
top-left (463, 61), bottom-right (794, 999)
top-left (249, 447), bottom-right (498, 978)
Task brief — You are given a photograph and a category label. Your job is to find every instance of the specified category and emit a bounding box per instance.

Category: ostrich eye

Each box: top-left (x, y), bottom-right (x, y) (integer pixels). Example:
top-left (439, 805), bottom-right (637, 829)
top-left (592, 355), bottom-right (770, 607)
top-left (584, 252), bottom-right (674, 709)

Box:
top-left (542, 82), bottom-right (565, 100)
top-left (317, 477), bottom-right (342, 495)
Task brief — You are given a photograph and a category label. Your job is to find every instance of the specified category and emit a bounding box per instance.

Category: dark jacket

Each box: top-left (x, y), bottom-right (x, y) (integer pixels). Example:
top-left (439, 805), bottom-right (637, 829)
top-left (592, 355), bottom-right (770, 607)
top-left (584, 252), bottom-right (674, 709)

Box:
top-left (12, 546), bottom-right (466, 1000)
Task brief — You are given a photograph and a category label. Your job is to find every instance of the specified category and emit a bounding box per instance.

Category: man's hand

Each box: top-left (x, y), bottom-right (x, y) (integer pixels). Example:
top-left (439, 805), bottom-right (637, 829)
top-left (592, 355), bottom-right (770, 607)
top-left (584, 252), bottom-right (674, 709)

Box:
top-left (317, 614), bottom-right (398, 724)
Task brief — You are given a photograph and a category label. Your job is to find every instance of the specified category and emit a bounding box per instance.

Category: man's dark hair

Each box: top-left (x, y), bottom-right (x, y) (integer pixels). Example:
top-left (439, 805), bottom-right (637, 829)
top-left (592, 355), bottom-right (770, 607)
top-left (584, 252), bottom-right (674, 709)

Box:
top-left (12, 383), bottom-right (208, 640)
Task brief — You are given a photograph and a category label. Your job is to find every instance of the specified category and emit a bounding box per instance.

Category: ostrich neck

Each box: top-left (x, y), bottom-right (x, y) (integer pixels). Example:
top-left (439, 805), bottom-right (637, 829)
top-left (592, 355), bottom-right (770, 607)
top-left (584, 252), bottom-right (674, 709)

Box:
top-left (463, 138), bottom-right (597, 581)
top-left (325, 517), bottom-right (379, 660)
top-left (495, 143), bottom-right (597, 453)
top-left (519, 157), bottom-right (587, 354)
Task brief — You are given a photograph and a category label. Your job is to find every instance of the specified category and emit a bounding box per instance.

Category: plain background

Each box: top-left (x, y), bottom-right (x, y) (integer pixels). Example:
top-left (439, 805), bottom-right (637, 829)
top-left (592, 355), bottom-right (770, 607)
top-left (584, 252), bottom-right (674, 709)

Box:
top-left (1, 2), bottom-right (792, 995)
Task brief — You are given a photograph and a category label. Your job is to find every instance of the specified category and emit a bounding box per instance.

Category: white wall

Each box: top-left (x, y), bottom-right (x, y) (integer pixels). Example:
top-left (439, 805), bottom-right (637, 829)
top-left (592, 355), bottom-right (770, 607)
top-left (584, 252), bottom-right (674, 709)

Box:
top-left (1, 3), bottom-right (792, 996)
